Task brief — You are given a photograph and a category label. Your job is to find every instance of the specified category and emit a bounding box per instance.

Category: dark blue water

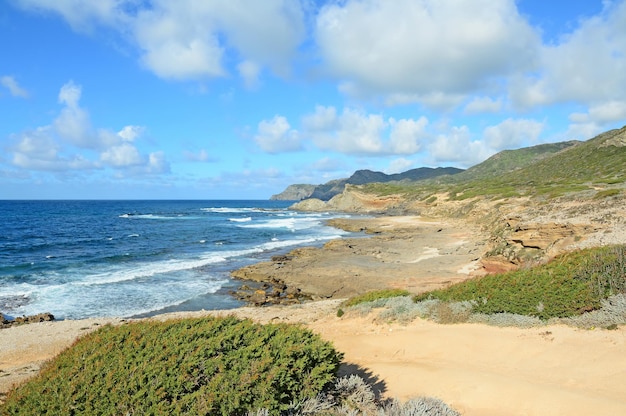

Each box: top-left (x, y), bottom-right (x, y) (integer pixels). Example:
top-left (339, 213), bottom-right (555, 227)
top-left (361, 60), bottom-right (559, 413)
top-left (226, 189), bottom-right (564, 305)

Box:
top-left (0, 200), bottom-right (353, 319)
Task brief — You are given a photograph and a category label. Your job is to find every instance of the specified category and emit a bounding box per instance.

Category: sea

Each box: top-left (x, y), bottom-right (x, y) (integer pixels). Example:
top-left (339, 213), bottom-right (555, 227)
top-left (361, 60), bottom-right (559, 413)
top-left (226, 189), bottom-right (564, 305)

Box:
top-left (0, 200), bottom-right (357, 320)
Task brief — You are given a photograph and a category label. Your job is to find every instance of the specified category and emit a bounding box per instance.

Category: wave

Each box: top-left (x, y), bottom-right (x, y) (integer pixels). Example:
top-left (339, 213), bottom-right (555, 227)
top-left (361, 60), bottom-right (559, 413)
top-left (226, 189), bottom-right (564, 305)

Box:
top-left (76, 255), bottom-right (229, 287)
top-left (119, 213), bottom-right (199, 220)
top-left (4, 276), bottom-right (229, 320)
top-left (237, 217), bottom-right (322, 231)
top-left (229, 217), bottom-right (252, 223)
top-left (201, 207), bottom-right (274, 214)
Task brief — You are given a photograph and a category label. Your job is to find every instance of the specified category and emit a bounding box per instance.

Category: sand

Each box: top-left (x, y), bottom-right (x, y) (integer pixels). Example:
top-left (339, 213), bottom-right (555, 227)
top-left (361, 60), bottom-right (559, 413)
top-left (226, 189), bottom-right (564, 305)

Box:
top-left (2, 215), bottom-right (626, 414)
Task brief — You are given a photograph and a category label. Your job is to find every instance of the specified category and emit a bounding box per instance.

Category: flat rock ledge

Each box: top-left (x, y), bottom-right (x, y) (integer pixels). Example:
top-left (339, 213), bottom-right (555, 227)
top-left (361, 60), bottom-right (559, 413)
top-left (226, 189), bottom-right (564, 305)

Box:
top-left (230, 260), bottom-right (313, 306)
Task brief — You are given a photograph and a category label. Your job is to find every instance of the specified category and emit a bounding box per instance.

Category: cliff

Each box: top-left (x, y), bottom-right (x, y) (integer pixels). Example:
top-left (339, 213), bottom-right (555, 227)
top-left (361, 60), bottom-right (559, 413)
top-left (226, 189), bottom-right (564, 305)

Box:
top-left (270, 184), bottom-right (316, 201)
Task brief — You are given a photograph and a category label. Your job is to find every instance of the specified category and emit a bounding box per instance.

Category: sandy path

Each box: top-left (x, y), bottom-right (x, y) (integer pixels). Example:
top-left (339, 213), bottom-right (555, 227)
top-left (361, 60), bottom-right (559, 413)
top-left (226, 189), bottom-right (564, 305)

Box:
top-left (308, 314), bottom-right (626, 416)
top-left (3, 304), bottom-right (626, 415)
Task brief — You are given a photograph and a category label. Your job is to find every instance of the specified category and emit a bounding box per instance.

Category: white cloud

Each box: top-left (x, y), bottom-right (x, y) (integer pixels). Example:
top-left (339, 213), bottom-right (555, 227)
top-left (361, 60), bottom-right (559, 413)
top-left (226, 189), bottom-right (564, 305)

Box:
top-left (510, 1), bottom-right (626, 108)
top-left (1, 76), bottom-right (29, 98)
top-left (14, 0), bottom-right (123, 31)
top-left (316, 0), bottom-right (540, 102)
top-left (429, 126), bottom-right (492, 167)
top-left (8, 81), bottom-right (164, 175)
top-left (118, 125), bottom-right (145, 142)
top-left (570, 101), bottom-right (626, 124)
top-left (53, 81), bottom-right (93, 147)
top-left (464, 96), bottom-right (503, 114)
top-left (386, 158), bottom-right (415, 174)
top-left (100, 143), bottom-right (143, 167)
top-left (237, 60), bottom-right (261, 89)
top-left (147, 151), bottom-right (170, 174)
top-left (10, 126), bottom-right (97, 171)
top-left (389, 117), bottom-right (428, 154)
top-left (565, 100), bottom-right (626, 141)
top-left (17, 0), bottom-right (306, 82)
top-left (302, 106), bottom-right (386, 154)
top-left (482, 118), bottom-right (544, 150)
top-left (254, 115), bottom-right (302, 153)
top-left (134, 12), bottom-right (226, 80)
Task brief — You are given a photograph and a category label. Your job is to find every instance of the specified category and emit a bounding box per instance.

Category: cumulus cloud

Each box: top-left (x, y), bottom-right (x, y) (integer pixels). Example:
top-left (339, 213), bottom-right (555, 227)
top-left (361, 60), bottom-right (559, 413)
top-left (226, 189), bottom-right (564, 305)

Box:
top-left (482, 118), bottom-right (545, 151)
top-left (100, 143), bottom-right (143, 167)
top-left (316, 0), bottom-right (540, 103)
top-left (256, 106), bottom-right (433, 157)
top-left (565, 100), bottom-right (626, 140)
top-left (510, 1), bottom-right (626, 108)
top-left (53, 81), bottom-right (93, 147)
top-left (8, 81), bottom-right (167, 175)
top-left (302, 106), bottom-right (386, 154)
top-left (16, 0), bottom-right (306, 81)
top-left (389, 117), bottom-right (428, 154)
top-left (464, 96), bottom-right (503, 114)
top-left (237, 60), bottom-right (261, 89)
top-left (14, 0), bottom-right (123, 31)
top-left (10, 126), bottom-right (96, 171)
top-left (386, 158), bottom-right (415, 174)
top-left (1, 76), bottom-right (29, 98)
top-left (429, 126), bottom-right (492, 167)
top-left (300, 106), bottom-right (433, 156)
top-left (254, 115), bottom-right (302, 153)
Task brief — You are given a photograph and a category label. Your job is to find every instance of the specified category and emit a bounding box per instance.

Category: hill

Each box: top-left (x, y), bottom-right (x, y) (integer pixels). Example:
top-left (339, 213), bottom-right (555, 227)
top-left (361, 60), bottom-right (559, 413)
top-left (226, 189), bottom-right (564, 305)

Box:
top-left (271, 167), bottom-right (463, 201)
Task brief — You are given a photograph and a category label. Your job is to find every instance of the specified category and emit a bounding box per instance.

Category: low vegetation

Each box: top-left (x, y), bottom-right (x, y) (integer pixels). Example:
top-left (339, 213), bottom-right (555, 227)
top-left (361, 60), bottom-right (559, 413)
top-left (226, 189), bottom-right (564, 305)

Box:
top-left (415, 245), bottom-right (626, 320)
top-left (2, 315), bottom-right (461, 415)
top-left (342, 246), bottom-right (626, 329)
top-left (2, 316), bottom-right (342, 415)
top-left (342, 289), bottom-right (411, 308)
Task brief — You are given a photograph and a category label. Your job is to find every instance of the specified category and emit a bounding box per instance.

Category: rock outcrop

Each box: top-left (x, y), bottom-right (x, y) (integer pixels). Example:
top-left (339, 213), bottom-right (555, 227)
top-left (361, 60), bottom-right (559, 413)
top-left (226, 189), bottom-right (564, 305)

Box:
top-left (1, 312), bottom-right (55, 328)
top-left (270, 184), bottom-right (316, 201)
top-left (291, 185), bottom-right (411, 213)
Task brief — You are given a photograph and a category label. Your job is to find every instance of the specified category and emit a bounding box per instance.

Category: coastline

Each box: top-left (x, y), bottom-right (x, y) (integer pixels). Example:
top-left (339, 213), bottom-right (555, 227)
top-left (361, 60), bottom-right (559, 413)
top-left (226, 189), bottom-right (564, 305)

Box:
top-left (231, 215), bottom-right (489, 300)
top-left (3, 215), bottom-right (626, 415)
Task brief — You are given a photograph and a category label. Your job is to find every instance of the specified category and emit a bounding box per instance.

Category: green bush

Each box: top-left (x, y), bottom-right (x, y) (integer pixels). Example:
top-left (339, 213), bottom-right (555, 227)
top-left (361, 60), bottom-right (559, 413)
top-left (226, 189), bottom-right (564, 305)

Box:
top-left (2, 316), bottom-right (342, 415)
top-left (414, 246), bottom-right (626, 320)
top-left (342, 289), bottom-right (411, 308)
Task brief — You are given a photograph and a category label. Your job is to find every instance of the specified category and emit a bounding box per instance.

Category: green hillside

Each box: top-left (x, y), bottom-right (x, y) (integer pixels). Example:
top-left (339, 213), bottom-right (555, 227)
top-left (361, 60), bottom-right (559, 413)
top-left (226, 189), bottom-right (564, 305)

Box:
top-left (363, 125), bottom-right (626, 201)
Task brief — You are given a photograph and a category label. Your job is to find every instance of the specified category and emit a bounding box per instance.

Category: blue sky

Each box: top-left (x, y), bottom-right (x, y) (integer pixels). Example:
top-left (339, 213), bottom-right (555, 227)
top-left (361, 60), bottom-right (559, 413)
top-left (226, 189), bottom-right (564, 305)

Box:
top-left (1, 0), bottom-right (625, 199)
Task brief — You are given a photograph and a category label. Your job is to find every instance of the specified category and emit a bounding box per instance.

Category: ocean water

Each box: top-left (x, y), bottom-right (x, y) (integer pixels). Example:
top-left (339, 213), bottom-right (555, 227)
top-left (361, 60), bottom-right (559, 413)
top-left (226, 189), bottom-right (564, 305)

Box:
top-left (0, 200), bottom-right (355, 320)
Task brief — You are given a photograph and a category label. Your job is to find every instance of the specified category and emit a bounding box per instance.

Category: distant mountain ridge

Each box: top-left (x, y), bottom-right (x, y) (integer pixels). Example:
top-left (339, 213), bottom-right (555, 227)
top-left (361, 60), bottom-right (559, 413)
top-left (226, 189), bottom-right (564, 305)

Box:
top-left (271, 167), bottom-right (463, 201)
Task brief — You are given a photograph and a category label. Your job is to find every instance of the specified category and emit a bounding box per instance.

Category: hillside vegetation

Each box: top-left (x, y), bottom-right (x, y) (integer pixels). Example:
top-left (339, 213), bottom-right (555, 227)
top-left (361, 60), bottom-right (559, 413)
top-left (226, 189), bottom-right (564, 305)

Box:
top-left (415, 245), bottom-right (626, 320)
top-left (362, 126), bottom-right (626, 202)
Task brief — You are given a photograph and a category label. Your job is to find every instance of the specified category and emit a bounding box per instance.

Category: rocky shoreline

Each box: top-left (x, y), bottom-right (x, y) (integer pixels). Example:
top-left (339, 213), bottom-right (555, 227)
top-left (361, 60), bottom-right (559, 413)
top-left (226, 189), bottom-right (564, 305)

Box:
top-left (0, 312), bottom-right (55, 329)
top-left (230, 215), bottom-right (489, 302)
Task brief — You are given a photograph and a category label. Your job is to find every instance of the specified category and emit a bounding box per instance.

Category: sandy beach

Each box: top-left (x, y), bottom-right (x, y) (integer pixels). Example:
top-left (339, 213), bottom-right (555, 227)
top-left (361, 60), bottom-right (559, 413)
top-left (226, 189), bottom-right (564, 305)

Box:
top-left (2, 216), bottom-right (626, 415)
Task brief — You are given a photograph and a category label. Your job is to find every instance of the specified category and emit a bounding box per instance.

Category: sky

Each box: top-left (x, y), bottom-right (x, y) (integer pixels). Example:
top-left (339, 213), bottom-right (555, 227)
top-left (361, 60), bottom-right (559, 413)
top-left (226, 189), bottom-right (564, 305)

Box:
top-left (1, 0), bottom-right (625, 200)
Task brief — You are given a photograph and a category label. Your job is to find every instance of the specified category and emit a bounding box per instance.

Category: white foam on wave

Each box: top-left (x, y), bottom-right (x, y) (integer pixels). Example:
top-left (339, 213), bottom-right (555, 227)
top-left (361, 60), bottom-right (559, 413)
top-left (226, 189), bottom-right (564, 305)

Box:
top-left (76, 254), bottom-right (228, 287)
top-left (8, 274), bottom-right (230, 319)
top-left (229, 217), bottom-right (252, 223)
top-left (121, 214), bottom-right (199, 220)
top-left (201, 207), bottom-right (266, 214)
top-left (238, 216), bottom-right (320, 231)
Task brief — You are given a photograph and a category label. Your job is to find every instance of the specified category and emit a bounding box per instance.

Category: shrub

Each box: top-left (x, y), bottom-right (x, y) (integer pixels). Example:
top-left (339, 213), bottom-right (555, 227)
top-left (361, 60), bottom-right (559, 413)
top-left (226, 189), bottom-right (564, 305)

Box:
top-left (261, 375), bottom-right (460, 416)
top-left (342, 289), bottom-right (411, 308)
top-left (2, 316), bottom-right (342, 415)
top-left (414, 245), bottom-right (626, 320)
top-left (594, 189), bottom-right (621, 199)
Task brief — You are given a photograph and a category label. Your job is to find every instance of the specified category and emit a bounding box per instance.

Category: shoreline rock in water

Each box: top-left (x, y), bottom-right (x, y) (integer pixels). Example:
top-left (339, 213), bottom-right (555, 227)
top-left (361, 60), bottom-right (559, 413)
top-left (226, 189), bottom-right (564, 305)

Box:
top-left (0, 312), bottom-right (55, 329)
